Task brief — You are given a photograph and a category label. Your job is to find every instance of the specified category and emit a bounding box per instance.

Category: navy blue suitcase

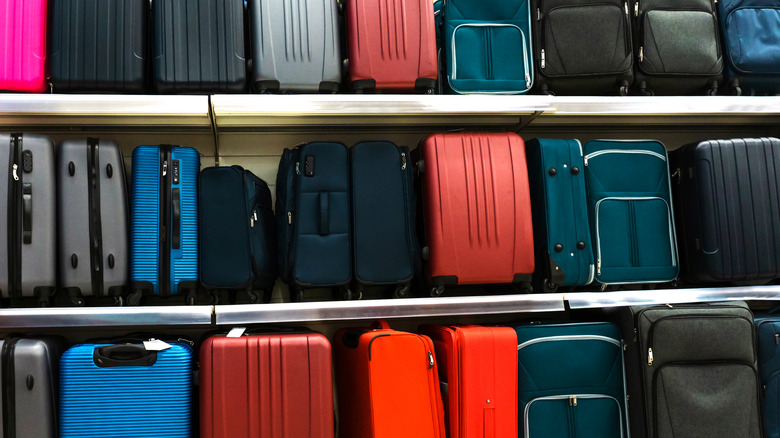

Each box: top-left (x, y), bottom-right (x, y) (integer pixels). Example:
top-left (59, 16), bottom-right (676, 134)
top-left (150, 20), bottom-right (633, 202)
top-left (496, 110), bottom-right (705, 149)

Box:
top-left (276, 142), bottom-right (352, 302)
top-left (756, 314), bottom-right (780, 438)
top-left (130, 145), bottom-right (200, 305)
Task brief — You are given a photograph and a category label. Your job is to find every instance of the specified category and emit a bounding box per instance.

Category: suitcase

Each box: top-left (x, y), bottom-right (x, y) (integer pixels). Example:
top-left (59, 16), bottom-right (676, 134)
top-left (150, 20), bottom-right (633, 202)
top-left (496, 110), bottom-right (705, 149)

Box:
top-left (718, 0), bottom-right (780, 95)
top-left (248, 0), bottom-right (342, 93)
top-left (57, 138), bottom-right (129, 306)
top-left (417, 325), bottom-right (517, 438)
top-left (676, 138), bottom-right (780, 283)
top-left (631, 0), bottom-right (722, 95)
top-left (49, 0), bottom-right (148, 93)
top-left (0, 0), bottom-right (48, 92)
top-left (441, 0), bottom-right (534, 94)
top-left (200, 332), bottom-right (334, 438)
top-left (153, 0), bottom-right (246, 93)
top-left (526, 138), bottom-right (594, 291)
top-left (583, 139), bottom-right (678, 285)
top-left (351, 141), bottom-right (420, 298)
top-left (755, 314), bottom-right (780, 438)
top-left (334, 320), bottom-right (446, 438)
top-left (346, 0), bottom-right (437, 93)
top-left (275, 142), bottom-right (352, 302)
top-left (59, 341), bottom-right (194, 438)
top-left (130, 145), bottom-right (200, 304)
top-left (199, 166), bottom-right (277, 299)
top-left (418, 133), bottom-right (534, 295)
top-left (0, 336), bottom-right (65, 438)
top-left (0, 134), bottom-right (57, 304)
top-left (515, 322), bottom-right (628, 438)
top-left (531, 0), bottom-right (633, 95)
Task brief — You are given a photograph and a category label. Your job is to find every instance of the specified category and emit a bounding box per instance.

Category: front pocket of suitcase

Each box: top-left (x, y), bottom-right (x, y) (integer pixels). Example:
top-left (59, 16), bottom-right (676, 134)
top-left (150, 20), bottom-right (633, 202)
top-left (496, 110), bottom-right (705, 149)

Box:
top-left (725, 7), bottom-right (780, 74)
top-left (525, 395), bottom-right (623, 438)
top-left (765, 370), bottom-right (780, 438)
top-left (639, 10), bottom-right (721, 75)
top-left (450, 23), bottom-right (531, 91)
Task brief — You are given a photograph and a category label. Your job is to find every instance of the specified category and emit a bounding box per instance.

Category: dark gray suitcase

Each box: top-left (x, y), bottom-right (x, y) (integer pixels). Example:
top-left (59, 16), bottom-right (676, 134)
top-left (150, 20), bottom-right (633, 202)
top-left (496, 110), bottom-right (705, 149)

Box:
top-left (0, 134), bottom-right (57, 305)
top-left (247, 0), bottom-right (342, 93)
top-left (57, 138), bottom-right (129, 306)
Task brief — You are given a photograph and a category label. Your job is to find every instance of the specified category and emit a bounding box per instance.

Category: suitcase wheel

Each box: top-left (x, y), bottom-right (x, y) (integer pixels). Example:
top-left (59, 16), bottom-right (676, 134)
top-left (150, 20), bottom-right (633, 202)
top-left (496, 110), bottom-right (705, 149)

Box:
top-left (429, 286), bottom-right (445, 297)
top-left (393, 284), bottom-right (411, 299)
top-left (339, 286), bottom-right (360, 301)
top-left (246, 291), bottom-right (259, 304)
top-left (619, 85), bottom-right (629, 96)
top-left (422, 246), bottom-right (430, 261)
top-left (290, 287), bottom-right (305, 303)
top-left (126, 291), bottom-right (143, 306)
top-left (417, 159), bottom-right (425, 174)
top-left (543, 279), bottom-right (559, 293)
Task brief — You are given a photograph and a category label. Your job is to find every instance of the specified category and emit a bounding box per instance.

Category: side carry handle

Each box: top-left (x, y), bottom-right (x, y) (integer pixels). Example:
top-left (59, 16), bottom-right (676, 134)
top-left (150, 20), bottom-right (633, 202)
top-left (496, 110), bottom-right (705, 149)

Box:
top-left (172, 188), bottom-right (181, 249)
top-left (93, 344), bottom-right (158, 368)
top-left (22, 183), bottom-right (32, 244)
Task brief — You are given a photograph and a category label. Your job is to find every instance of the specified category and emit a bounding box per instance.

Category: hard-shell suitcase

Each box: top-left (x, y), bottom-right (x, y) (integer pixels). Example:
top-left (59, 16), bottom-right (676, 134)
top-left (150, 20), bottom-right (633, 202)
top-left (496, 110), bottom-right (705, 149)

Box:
top-left (532, 0), bottom-right (633, 95)
top-left (0, 336), bottom-right (65, 438)
top-left (59, 341), bottom-right (194, 438)
top-left (334, 320), bottom-right (446, 438)
top-left (49, 0), bottom-right (148, 93)
top-left (248, 0), bottom-right (341, 93)
top-left (515, 322), bottom-right (628, 438)
top-left (199, 166), bottom-right (277, 300)
top-left (0, 134), bottom-right (57, 304)
top-left (676, 138), bottom-right (780, 283)
top-left (417, 325), bottom-right (517, 438)
top-left (418, 133), bottom-right (534, 295)
top-left (130, 145), bottom-right (200, 304)
top-left (526, 138), bottom-right (594, 291)
top-left (153, 0), bottom-right (246, 93)
top-left (441, 0), bottom-right (534, 94)
top-left (275, 142), bottom-right (352, 302)
top-left (346, 0), bottom-right (437, 93)
top-left (351, 141), bottom-right (420, 298)
top-left (58, 138), bottom-right (129, 306)
top-left (755, 314), bottom-right (780, 438)
top-left (0, 0), bottom-right (48, 92)
top-left (200, 332), bottom-right (334, 438)
top-left (631, 0), bottom-right (722, 95)
top-left (583, 139), bottom-right (678, 285)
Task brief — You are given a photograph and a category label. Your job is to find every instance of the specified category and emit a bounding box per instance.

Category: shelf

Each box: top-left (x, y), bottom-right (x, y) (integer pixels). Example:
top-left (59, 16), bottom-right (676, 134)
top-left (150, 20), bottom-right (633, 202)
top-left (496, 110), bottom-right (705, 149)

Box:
top-left (565, 285), bottom-right (780, 309)
top-left (0, 306), bottom-right (214, 329)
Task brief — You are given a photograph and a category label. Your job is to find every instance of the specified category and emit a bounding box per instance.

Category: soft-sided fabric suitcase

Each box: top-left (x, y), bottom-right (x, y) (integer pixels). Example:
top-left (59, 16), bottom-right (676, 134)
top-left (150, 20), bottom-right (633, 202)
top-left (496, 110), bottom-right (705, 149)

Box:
top-left (351, 141), bottom-right (420, 298)
top-left (418, 133), bottom-right (534, 295)
top-left (583, 139), bottom-right (678, 285)
top-left (153, 0), bottom-right (246, 93)
top-left (532, 0), bottom-right (633, 95)
top-left (58, 138), bottom-right (129, 306)
top-left (49, 0), bottom-right (148, 93)
top-left (441, 0), bottom-right (534, 94)
top-left (346, 0), bottom-right (437, 93)
top-left (130, 145), bottom-right (200, 304)
top-left (417, 325), bottom-right (517, 438)
top-left (334, 320), bottom-right (446, 438)
top-left (200, 332), bottom-right (334, 438)
top-left (526, 139), bottom-right (594, 291)
top-left (0, 336), bottom-right (65, 438)
top-left (0, 134), bottom-right (57, 304)
top-left (248, 0), bottom-right (341, 93)
top-left (755, 314), bottom-right (780, 438)
top-left (59, 341), bottom-right (194, 438)
top-left (515, 322), bottom-right (628, 438)
top-left (718, 0), bottom-right (780, 95)
top-left (631, 0), bottom-right (722, 95)
top-left (676, 138), bottom-right (780, 283)
top-left (275, 142), bottom-right (352, 301)
top-left (199, 166), bottom-right (277, 301)
top-left (0, 0), bottom-right (48, 92)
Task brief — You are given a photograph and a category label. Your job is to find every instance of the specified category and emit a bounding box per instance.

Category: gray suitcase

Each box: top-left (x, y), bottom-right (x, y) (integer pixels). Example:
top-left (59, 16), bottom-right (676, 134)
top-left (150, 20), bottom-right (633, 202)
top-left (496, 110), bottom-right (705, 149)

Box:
top-left (0, 134), bottom-right (57, 305)
top-left (0, 336), bottom-right (65, 438)
top-left (57, 138), bottom-right (129, 306)
top-left (248, 0), bottom-right (342, 93)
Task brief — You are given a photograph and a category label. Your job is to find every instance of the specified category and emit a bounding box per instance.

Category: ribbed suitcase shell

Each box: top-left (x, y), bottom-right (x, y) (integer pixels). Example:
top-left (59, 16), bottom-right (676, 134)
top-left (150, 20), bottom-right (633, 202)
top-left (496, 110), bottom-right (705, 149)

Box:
top-left (420, 133), bottom-right (534, 287)
top-left (347, 0), bottom-right (437, 92)
top-left (200, 333), bottom-right (334, 438)
top-left (49, 0), bottom-right (148, 93)
top-left (755, 315), bottom-right (780, 438)
top-left (59, 342), bottom-right (193, 438)
top-left (0, 0), bottom-right (48, 92)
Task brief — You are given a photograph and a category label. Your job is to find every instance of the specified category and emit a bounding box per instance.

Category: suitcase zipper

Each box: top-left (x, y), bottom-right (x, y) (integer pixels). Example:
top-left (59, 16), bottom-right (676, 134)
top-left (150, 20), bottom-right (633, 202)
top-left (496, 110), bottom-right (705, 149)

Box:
top-left (160, 145), bottom-right (172, 297)
top-left (517, 334), bottom-right (622, 351)
top-left (87, 138), bottom-right (105, 297)
top-left (7, 136), bottom-right (22, 298)
top-left (523, 394), bottom-right (625, 438)
top-left (2, 338), bottom-right (20, 438)
top-left (399, 149), bottom-right (418, 277)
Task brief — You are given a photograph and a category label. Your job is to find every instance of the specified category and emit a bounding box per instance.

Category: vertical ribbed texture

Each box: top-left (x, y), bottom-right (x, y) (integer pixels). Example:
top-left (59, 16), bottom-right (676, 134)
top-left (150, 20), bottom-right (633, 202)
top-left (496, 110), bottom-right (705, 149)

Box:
top-left (462, 135), bottom-right (498, 248)
top-left (378, 0), bottom-right (407, 60)
top-left (283, 0), bottom-right (311, 62)
top-left (0, 0), bottom-right (47, 92)
top-left (130, 146), bottom-right (161, 293)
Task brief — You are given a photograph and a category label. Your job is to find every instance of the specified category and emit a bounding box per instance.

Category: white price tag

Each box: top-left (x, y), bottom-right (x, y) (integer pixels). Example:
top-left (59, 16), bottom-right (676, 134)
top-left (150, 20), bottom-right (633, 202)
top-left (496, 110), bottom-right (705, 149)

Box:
top-left (143, 339), bottom-right (172, 351)
top-left (227, 327), bottom-right (247, 338)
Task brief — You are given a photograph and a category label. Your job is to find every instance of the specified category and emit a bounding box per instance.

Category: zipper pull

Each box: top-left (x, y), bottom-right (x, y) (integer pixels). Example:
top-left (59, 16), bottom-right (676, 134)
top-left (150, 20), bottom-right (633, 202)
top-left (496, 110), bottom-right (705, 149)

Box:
top-left (287, 212), bottom-right (292, 225)
top-left (569, 395), bottom-right (577, 406)
top-left (162, 161), bottom-right (168, 177)
top-left (775, 333), bottom-right (778, 345)
top-left (295, 162), bottom-right (301, 175)
top-left (634, 1), bottom-right (638, 16)
top-left (536, 8), bottom-right (541, 20)
top-left (12, 164), bottom-right (18, 181)
top-left (525, 73), bottom-right (531, 88)
top-left (428, 351), bottom-right (434, 369)
top-left (639, 47), bottom-right (644, 62)
top-left (541, 49), bottom-right (546, 69)
top-left (624, 1), bottom-right (628, 14)
top-left (584, 156), bottom-right (588, 166)
top-left (648, 348), bottom-right (654, 366)
top-left (250, 211), bottom-right (258, 228)
top-left (401, 152), bottom-right (407, 171)
top-left (597, 258), bottom-right (601, 275)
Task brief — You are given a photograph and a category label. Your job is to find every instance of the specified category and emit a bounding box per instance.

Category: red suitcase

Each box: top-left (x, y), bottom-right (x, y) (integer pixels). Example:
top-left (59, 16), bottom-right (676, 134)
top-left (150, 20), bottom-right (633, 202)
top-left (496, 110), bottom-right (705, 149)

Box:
top-left (0, 0), bottom-right (48, 92)
top-left (334, 320), bottom-right (446, 438)
top-left (419, 133), bottom-right (535, 294)
top-left (200, 332), bottom-right (334, 438)
top-left (346, 0), bottom-right (438, 93)
top-left (418, 325), bottom-right (518, 438)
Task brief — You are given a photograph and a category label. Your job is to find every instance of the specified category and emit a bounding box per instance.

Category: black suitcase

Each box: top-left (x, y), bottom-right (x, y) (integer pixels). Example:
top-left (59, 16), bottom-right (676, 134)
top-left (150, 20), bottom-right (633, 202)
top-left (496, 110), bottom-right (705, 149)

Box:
top-left (49, 0), bottom-right (148, 93)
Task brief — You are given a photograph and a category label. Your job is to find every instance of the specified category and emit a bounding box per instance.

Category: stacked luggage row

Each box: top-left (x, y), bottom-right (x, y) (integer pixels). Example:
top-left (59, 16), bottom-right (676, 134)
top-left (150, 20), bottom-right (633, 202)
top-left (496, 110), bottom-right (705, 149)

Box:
top-left (2, 0), bottom-right (780, 95)
top-left (3, 301), bottom-right (777, 437)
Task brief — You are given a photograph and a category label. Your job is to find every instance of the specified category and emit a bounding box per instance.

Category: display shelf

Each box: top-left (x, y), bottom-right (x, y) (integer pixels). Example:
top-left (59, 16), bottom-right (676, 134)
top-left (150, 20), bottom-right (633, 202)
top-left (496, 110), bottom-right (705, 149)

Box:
top-left (565, 285), bottom-right (780, 309)
top-left (0, 306), bottom-right (214, 329)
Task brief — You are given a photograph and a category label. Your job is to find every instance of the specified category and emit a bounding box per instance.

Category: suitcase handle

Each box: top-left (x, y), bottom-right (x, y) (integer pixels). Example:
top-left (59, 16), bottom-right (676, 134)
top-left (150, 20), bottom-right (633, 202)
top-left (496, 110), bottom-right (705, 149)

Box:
top-left (172, 188), bottom-right (181, 249)
top-left (318, 192), bottom-right (329, 235)
top-left (371, 320), bottom-right (390, 330)
top-left (93, 344), bottom-right (158, 368)
top-left (22, 183), bottom-right (32, 244)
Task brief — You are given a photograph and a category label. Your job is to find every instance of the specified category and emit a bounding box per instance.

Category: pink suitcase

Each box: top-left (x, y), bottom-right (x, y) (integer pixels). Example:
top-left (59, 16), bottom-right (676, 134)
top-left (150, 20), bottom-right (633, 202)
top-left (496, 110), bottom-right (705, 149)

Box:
top-left (0, 0), bottom-right (48, 93)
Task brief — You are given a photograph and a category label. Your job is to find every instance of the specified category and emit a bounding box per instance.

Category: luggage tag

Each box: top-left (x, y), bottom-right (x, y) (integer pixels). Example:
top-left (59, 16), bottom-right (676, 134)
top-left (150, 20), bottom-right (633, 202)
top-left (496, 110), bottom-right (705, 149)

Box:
top-left (143, 338), bottom-right (172, 351)
top-left (227, 327), bottom-right (247, 337)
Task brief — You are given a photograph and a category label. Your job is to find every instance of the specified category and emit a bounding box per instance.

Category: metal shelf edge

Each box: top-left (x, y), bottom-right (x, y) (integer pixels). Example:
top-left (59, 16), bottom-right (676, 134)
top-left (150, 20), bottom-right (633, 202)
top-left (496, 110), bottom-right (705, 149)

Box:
top-left (565, 286), bottom-right (780, 309)
top-left (0, 306), bottom-right (214, 329)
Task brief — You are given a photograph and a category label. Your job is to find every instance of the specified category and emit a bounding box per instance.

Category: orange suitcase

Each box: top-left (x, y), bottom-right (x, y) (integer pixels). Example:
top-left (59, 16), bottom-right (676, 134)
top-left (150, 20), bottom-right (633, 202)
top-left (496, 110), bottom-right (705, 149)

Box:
top-left (418, 325), bottom-right (518, 438)
top-left (334, 320), bottom-right (446, 438)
